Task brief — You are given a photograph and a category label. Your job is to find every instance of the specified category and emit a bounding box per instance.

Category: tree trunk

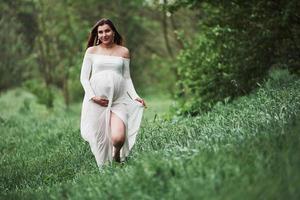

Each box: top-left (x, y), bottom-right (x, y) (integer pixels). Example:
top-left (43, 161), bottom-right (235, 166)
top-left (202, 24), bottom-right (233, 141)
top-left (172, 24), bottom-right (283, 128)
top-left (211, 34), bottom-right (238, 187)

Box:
top-left (161, 0), bottom-right (174, 58)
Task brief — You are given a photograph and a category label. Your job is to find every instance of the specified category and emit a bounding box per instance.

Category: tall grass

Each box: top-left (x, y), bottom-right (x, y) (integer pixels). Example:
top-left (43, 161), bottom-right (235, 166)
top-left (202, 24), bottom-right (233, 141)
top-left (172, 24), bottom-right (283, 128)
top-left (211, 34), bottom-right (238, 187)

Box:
top-left (0, 69), bottom-right (299, 199)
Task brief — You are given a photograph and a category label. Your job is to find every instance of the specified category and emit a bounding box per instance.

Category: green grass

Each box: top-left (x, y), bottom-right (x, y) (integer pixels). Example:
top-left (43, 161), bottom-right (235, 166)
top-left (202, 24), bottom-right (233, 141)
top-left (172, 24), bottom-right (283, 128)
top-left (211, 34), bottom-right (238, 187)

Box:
top-left (142, 94), bottom-right (173, 121)
top-left (0, 70), bottom-right (300, 199)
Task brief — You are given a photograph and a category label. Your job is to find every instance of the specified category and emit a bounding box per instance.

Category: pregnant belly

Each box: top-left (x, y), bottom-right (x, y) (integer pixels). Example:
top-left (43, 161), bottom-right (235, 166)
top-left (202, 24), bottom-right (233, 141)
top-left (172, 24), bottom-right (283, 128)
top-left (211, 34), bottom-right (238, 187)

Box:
top-left (90, 71), bottom-right (125, 100)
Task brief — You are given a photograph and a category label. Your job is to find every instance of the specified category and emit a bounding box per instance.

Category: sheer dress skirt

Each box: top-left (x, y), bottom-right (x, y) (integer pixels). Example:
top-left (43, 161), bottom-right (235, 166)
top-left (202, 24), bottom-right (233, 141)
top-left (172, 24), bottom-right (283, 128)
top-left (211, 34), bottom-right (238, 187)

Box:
top-left (80, 70), bottom-right (143, 167)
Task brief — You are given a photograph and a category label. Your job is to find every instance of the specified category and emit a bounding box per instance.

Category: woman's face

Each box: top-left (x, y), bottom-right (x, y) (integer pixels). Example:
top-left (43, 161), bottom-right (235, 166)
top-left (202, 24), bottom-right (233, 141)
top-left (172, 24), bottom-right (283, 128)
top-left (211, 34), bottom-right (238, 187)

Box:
top-left (97, 24), bottom-right (114, 45)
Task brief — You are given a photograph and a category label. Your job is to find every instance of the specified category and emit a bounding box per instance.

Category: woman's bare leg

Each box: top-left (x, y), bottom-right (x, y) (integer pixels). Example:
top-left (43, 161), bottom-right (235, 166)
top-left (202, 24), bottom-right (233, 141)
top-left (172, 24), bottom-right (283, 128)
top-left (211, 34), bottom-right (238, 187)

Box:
top-left (110, 111), bottom-right (125, 162)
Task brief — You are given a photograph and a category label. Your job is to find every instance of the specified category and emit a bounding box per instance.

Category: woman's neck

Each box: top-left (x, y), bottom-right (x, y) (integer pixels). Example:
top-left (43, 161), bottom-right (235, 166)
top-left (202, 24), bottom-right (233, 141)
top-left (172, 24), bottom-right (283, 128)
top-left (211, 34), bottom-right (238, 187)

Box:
top-left (100, 43), bottom-right (115, 49)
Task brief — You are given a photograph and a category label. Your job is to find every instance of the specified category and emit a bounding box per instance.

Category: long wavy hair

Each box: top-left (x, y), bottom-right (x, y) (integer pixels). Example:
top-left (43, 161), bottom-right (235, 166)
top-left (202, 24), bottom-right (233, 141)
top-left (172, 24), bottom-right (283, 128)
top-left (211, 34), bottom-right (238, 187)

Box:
top-left (86, 18), bottom-right (123, 49)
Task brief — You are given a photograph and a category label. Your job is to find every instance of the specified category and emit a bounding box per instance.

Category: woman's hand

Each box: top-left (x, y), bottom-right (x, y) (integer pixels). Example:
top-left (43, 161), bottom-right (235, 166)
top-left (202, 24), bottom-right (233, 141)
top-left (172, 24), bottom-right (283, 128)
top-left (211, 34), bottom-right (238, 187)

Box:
top-left (92, 96), bottom-right (109, 107)
top-left (135, 98), bottom-right (147, 108)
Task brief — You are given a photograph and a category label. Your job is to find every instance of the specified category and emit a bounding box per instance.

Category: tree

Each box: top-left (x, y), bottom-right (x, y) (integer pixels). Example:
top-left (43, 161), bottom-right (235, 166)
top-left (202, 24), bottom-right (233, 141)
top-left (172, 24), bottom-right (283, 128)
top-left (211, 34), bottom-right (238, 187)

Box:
top-left (34, 0), bottom-right (86, 108)
top-left (169, 0), bottom-right (300, 115)
top-left (0, 1), bottom-right (35, 91)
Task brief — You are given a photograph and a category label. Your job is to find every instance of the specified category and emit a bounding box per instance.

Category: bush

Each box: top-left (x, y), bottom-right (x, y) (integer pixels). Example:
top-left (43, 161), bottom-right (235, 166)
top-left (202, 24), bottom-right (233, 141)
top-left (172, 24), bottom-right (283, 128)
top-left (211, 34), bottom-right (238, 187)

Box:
top-left (23, 79), bottom-right (55, 108)
top-left (175, 26), bottom-right (270, 115)
top-left (173, 0), bottom-right (300, 116)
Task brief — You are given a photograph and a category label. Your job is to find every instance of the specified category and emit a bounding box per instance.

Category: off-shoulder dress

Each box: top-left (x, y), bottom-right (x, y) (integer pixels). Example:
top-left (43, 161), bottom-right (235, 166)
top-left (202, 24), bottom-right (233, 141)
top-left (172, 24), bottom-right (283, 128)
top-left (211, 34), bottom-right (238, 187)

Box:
top-left (80, 51), bottom-right (144, 167)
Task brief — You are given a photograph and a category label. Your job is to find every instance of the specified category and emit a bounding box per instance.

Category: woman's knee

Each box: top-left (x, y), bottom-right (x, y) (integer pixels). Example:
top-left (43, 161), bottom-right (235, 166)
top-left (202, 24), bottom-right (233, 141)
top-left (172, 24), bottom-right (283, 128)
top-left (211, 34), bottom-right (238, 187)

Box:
top-left (110, 112), bottom-right (125, 147)
top-left (111, 132), bottom-right (125, 147)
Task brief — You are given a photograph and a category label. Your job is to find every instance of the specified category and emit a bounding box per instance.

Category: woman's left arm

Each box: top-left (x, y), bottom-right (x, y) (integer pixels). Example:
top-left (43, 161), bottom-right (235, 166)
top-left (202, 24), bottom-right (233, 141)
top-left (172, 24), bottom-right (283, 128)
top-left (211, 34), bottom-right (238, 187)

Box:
top-left (123, 59), bottom-right (146, 107)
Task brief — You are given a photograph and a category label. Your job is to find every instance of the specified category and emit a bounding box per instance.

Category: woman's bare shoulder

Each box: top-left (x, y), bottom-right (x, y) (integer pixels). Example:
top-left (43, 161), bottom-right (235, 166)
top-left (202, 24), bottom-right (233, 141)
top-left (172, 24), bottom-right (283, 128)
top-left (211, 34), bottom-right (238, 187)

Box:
top-left (86, 46), bottom-right (98, 54)
top-left (116, 45), bottom-right (130, 58)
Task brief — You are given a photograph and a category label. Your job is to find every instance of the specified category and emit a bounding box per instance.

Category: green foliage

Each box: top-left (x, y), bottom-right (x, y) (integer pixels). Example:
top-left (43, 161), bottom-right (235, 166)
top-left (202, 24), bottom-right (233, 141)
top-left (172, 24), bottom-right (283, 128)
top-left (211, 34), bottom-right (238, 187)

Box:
top-left (0, 3), bottom-right (32, 91)
top-left (175, 29), bottom-right (223, 115)
top-left (0, 70), bottom-right (300, 199)
top-left (68, 61), bottom-right (84, 103)
top-left (173, 0), bottom-right (300, 115)
top-left (23, 79), bottom-right (55, 108)
top-left (137, 55), bottom-right (177, 96)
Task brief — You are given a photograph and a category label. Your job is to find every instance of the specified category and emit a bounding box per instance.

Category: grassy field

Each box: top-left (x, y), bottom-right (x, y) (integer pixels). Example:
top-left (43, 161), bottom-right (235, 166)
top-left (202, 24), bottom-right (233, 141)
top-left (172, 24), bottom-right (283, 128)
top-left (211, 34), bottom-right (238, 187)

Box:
top-left (142, 94), bottom-right (173, 121)
top-left (0, 70), bottom-right (300, 199)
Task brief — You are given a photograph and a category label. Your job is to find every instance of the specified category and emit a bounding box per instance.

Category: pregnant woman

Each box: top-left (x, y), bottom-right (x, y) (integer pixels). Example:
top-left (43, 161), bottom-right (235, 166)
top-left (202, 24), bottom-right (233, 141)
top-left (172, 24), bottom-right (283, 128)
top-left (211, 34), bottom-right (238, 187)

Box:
top-left (80, 18), bottom-right (146, 168)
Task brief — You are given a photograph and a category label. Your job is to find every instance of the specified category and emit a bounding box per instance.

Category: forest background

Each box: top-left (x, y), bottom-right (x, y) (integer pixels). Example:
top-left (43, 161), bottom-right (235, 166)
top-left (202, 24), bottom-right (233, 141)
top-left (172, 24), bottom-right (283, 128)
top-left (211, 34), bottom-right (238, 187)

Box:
top-left (1, 0), bottom-right (299, 115)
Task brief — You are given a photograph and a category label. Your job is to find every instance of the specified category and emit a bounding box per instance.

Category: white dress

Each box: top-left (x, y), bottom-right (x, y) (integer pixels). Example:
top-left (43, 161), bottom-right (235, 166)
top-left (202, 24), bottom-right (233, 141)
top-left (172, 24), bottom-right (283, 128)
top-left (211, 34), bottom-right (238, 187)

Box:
top-left (80, 51), bottom-right (144, 167)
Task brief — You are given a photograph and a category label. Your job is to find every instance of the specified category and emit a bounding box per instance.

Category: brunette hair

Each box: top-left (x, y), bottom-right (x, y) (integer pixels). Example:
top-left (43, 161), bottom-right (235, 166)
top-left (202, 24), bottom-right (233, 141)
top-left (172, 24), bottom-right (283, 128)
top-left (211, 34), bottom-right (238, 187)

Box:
top-left (86, 18), bottom-right (123, 49)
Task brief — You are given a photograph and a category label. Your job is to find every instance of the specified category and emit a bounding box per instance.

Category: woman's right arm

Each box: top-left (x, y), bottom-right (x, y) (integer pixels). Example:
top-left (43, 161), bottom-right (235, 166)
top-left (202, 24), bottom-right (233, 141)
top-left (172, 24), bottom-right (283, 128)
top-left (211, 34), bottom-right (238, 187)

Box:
top-left (80, 51), bottom-right (96, 101)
